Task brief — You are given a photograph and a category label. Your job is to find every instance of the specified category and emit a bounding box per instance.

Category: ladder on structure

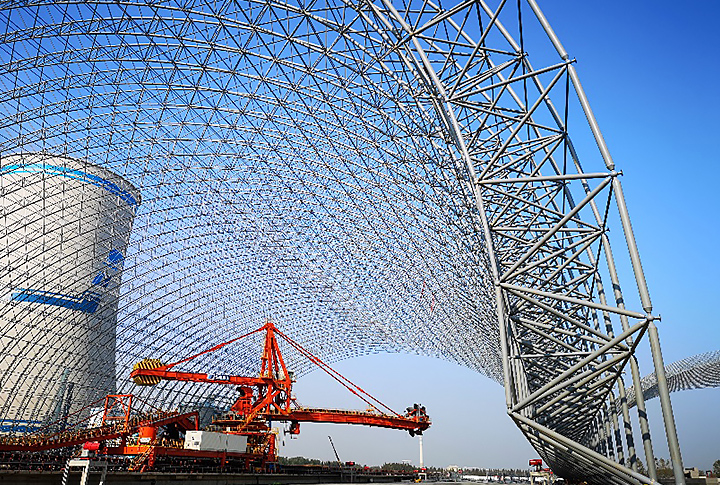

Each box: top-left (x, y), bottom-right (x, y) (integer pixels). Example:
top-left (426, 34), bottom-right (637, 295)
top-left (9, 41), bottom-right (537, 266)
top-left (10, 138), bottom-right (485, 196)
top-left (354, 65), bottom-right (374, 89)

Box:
top-left (128, 437), bottom-right (159, 472)
top-left (61, 458), bottom-right (107, 485)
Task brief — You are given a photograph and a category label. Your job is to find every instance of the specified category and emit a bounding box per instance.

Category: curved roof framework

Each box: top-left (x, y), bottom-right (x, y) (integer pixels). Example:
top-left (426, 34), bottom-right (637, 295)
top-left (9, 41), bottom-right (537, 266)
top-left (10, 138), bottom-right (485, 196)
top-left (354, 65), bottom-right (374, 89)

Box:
top-left (0, 2), bottom-right (689, 484)
top-left (624, 350), bottom-right (720, 409)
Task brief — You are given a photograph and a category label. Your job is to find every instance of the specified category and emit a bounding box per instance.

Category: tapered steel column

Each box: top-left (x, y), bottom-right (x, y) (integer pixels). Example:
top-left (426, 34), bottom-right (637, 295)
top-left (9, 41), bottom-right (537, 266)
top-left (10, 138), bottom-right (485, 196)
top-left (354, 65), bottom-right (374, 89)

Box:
top-left (630, 355), bottom-right (657, 479)
top-left (648, 321), bottom-right (686, 485)
top-left (602, 233), bottom-right (657, 480)
top-left (614, 384), bottom-right (635, 469)
top-left (613, 178), bottom-right (685, 485)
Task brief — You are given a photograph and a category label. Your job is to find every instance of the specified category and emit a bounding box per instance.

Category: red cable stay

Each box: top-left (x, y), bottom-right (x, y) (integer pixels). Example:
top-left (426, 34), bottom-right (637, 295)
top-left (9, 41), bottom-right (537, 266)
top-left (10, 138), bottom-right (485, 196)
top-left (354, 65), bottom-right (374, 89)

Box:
top-left (129, 321), bottom-right (430, 436)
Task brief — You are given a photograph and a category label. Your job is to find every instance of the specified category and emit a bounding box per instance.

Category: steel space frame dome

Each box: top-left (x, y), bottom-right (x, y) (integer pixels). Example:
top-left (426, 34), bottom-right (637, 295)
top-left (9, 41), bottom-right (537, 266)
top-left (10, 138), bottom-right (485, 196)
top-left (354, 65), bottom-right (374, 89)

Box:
top-left (0, 1), bottom-right (688, 484)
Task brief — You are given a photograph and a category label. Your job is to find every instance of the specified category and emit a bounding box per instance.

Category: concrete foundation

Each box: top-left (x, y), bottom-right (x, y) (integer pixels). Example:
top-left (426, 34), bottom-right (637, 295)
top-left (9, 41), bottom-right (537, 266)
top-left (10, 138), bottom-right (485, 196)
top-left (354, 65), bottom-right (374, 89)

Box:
top-left (0, 471), bottom-right (410, 484)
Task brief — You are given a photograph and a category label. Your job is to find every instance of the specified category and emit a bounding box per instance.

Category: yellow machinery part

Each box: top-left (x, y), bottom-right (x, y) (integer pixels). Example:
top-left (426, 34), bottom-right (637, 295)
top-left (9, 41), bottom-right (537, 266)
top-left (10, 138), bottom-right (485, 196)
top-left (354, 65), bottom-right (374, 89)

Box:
top-left (132, 358), bottom-right (164, 385)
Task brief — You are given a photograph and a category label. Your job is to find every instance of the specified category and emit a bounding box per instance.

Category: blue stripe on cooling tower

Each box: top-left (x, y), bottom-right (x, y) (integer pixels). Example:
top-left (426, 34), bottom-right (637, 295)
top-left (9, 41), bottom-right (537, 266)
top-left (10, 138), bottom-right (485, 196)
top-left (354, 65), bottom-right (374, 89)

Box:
top-left (0, 419), bottom-right (43, 433)
top-left (0, 163), bottom-right (139, 208)
top-left (11, 288), bottom-right (101, 314)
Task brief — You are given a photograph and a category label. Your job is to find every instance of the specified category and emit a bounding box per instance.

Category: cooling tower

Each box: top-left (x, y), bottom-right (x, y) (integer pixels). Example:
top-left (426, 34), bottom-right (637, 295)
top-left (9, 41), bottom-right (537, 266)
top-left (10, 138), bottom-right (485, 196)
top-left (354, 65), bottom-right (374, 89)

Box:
top-left (0, 153), bottom-right (140, 433)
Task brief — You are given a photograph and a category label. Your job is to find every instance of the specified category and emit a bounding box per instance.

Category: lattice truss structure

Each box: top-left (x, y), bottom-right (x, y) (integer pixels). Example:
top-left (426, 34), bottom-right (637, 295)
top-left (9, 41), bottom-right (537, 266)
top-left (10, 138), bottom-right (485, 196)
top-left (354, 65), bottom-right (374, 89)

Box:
top-left (624, 351), bottom-right (720, 409)
top-left (0, 1), bottom-right (689, 484)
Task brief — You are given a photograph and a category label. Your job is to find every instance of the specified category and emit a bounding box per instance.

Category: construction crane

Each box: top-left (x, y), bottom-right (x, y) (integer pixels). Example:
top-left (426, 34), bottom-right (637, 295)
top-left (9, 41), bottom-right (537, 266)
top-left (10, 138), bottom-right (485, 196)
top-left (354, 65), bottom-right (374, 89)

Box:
top-left (328, 435), bottom-right (341, 466)
top-left (129, 321), bottom-right (430, 464)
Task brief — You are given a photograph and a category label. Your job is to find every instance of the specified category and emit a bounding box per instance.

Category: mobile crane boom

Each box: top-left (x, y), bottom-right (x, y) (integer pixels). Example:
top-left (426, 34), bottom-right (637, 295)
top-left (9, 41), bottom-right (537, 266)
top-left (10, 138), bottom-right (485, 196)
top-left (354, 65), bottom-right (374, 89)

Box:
top-left (328, 436), bottom-right (341, 465)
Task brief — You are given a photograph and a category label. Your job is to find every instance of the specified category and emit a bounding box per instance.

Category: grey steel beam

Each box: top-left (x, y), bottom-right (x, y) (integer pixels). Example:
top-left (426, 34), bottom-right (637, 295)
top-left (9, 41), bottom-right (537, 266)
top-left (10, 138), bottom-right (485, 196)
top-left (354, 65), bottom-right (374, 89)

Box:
top-left (0, 2), bottom-right (691, 484)
top-left (648, 321), bottom-right (686, 485)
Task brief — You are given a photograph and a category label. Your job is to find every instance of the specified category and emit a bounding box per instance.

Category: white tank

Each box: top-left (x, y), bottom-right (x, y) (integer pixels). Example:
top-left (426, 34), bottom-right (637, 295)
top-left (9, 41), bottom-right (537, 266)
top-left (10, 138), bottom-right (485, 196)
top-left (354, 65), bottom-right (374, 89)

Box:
top-left (0, 153), bottom-right (140, 433)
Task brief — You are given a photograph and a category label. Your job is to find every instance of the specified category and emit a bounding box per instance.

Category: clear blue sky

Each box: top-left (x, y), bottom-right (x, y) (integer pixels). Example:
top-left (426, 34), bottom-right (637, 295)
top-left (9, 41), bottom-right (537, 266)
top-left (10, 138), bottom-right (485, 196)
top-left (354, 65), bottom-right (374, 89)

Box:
top-left (278, 0), bottom-right (720, 472)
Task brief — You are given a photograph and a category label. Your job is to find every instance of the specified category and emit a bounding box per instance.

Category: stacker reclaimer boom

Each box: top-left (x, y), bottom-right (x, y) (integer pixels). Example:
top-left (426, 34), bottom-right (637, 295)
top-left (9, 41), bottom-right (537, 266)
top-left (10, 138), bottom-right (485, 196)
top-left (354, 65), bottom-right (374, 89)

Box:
top-left (130, 321), bottom-right (430, 436)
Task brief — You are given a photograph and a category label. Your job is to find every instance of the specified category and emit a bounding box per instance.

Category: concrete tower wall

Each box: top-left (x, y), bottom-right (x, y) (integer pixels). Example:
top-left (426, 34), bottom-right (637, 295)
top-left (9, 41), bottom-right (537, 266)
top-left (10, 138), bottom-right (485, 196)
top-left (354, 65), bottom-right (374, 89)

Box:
top-left (0, 153), bottom-right (140, 433)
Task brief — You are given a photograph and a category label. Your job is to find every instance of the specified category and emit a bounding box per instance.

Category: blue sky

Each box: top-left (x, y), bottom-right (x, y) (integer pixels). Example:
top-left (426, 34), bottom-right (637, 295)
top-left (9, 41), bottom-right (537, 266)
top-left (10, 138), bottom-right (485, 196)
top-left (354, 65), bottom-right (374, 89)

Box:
top-left (279, 0), bottom-right (720, 471)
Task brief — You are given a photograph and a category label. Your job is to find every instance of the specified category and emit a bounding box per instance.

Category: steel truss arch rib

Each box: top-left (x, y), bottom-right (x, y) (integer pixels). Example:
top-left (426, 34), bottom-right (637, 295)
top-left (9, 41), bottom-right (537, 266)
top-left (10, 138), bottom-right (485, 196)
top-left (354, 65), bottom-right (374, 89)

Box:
top-left (0, 2), bottom-right (689, 483)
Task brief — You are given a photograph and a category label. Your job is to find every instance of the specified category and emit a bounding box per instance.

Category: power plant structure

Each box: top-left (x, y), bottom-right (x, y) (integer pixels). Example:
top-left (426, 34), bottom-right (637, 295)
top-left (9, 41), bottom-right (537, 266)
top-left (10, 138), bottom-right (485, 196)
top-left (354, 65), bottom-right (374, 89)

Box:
top-left (0, 153), bottom-right (140, 433)
top-left (0, 2), bottom-right (713, 485)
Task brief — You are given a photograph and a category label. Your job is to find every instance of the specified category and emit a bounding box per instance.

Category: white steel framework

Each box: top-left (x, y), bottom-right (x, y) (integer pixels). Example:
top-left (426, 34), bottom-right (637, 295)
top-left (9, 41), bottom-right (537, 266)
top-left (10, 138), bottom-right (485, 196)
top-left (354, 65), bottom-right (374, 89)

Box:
top-left (0, 2), bottom-right (688, 483)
